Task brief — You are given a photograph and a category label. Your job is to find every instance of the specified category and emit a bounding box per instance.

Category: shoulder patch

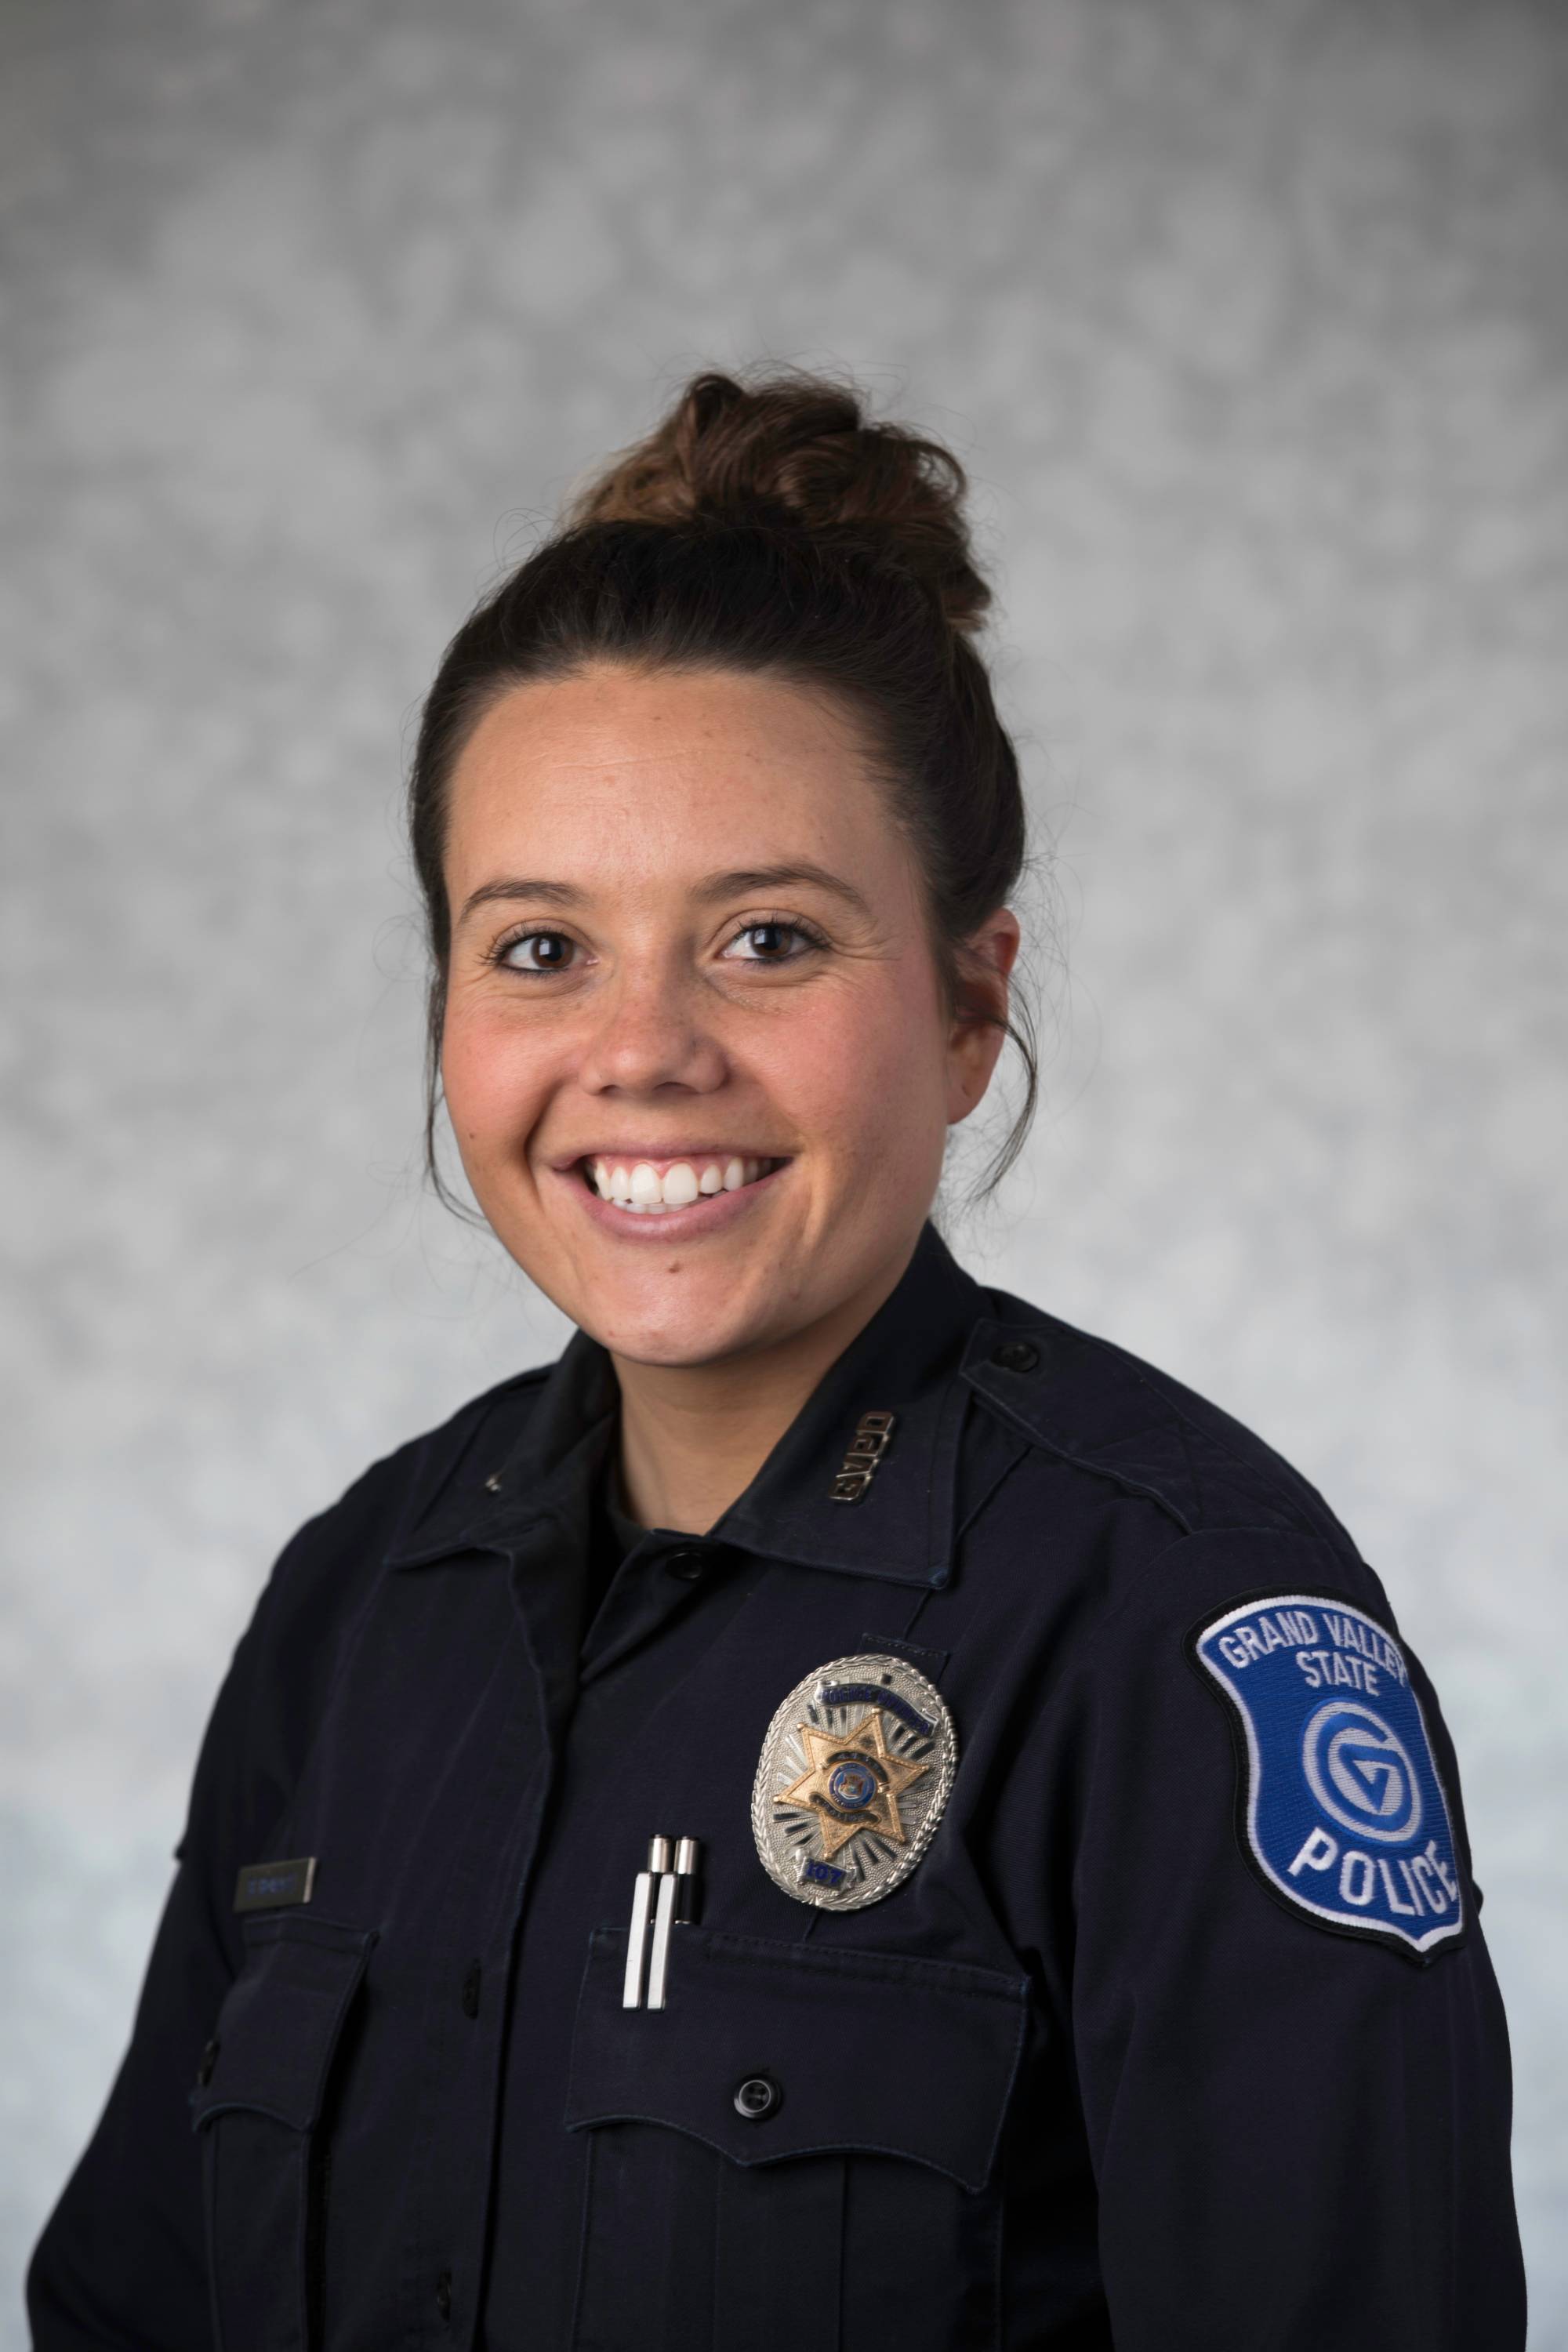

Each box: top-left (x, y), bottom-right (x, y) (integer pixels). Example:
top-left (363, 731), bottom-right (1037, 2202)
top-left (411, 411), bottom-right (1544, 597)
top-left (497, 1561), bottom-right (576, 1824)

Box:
top-left (1189, 1592), bottom-right (1465, 1964)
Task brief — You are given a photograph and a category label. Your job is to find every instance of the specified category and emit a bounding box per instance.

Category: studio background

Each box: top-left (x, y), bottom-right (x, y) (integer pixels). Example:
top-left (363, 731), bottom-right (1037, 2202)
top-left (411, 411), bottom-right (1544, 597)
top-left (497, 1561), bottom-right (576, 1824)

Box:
top-left (4, 0), bottom-right (1565, 2336)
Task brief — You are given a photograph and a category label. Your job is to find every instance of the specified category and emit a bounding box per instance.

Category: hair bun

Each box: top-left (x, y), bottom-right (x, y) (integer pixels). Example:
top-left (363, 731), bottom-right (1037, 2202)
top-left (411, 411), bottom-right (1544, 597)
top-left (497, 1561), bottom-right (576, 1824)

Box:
top-left (563, 367), bottom-right (991, 637)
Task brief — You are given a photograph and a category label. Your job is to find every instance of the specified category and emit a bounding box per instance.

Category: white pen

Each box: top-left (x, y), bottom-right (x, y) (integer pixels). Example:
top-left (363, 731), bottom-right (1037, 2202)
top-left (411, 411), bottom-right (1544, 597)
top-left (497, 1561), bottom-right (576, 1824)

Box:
top-left (622, 1835), bottom-right (670, 2009)
top-left (643, 1855), bottom-right (681, 2009)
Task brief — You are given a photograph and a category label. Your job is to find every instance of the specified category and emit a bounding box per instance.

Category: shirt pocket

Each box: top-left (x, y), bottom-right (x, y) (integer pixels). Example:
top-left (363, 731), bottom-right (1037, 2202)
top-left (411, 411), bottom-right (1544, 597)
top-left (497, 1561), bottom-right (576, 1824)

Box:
top-left (564, 1924), bottom-right (1029, 2352)
top-left (190, 1913), bottom-right (376, 2352)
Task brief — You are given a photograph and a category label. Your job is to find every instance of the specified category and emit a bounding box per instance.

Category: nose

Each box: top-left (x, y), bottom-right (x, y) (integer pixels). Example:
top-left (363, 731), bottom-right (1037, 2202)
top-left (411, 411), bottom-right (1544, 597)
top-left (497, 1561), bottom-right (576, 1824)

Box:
top-left (577, 960), bottom-right (728, 1098)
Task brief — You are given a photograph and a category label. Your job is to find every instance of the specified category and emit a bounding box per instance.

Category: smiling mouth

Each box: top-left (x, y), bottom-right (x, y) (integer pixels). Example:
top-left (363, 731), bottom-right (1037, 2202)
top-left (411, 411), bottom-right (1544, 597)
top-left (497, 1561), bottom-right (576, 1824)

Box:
top-left (579, 1154), bottom-right (787, 1211)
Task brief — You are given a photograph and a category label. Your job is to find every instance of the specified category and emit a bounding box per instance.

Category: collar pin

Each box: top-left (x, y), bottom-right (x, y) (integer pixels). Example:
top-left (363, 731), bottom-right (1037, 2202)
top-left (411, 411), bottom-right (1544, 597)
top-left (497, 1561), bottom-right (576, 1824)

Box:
top-left (829, 1409), bottom-right (896, 1504)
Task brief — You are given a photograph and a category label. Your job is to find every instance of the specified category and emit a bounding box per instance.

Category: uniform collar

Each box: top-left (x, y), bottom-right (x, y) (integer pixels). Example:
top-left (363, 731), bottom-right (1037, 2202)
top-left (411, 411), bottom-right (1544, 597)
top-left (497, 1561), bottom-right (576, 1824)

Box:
top-left (388, 1220), bottom-right (989, 1588)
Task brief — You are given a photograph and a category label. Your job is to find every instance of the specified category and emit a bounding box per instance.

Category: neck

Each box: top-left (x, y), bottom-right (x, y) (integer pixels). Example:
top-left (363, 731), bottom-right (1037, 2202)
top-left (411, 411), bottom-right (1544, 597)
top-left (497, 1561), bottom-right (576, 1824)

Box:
top-left (611, 1240), bottom-right (918, 1535)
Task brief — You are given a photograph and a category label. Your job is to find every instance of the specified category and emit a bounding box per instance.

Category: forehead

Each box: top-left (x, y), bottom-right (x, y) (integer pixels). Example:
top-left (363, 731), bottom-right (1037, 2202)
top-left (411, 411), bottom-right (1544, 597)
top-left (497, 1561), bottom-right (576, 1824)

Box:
top-left (443, 664), bottom-right (896, 881)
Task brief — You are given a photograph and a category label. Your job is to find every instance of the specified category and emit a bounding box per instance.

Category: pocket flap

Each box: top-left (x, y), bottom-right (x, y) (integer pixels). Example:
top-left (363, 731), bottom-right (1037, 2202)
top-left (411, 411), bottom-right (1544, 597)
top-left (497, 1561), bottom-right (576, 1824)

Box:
top-left (191, 1915), bottom-right (376, 2134)
top-left (565, 1926), bottom-right (1028, 2190)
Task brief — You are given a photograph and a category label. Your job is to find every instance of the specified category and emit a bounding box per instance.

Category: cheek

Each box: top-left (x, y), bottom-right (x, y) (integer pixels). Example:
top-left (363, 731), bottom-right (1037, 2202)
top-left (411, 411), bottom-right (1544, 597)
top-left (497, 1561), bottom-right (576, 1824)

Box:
top-left (439, 996), bottom-right (545, 1142)
top-left (770, 969), bottom-right (948, 1162)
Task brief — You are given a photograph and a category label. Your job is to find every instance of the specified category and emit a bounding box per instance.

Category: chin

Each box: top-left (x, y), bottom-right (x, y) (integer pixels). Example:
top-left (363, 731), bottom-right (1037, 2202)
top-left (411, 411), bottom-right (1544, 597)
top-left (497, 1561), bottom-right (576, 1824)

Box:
top-left (592, 1298), bottom-right (757, 1374)
top-left (579, 1282), bottom-right (777, 1370)
top-left (592, 1319), bottom-right (753, 1371)
top-left (607, 1334), bottom-right (735, 1370)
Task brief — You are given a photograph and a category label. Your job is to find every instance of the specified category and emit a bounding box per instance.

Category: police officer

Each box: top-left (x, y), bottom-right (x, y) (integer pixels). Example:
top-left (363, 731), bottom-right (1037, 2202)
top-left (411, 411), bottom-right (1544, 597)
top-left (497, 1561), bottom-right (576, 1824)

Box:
top-left (29, 369), bottom-right (1524, 2350)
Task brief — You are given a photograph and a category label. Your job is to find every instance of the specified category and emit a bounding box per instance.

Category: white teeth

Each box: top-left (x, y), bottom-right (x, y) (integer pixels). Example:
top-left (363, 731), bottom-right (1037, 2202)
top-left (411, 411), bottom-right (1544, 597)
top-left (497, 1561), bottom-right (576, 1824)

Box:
top-left (587, 1154), bottom-right (779, 1207)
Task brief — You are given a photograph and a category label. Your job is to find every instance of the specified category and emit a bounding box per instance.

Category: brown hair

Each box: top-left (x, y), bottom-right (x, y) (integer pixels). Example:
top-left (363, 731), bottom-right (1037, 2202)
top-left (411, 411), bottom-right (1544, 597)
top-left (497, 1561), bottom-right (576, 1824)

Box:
top-left (408, 365), bottom-right (1038, 1206)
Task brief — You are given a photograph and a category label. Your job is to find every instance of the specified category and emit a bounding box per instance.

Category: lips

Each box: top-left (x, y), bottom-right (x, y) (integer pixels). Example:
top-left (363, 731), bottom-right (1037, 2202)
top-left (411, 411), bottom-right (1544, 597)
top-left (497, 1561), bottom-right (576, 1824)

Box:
top-left (581, 1154), bottom-right (786, 1211)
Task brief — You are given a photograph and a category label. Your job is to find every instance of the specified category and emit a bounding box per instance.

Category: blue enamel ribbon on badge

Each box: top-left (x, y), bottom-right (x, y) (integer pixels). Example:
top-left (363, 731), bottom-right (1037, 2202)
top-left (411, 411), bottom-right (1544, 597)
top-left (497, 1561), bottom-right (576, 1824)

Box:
top-left (1192, 1592), bottom-right (1465, 1962)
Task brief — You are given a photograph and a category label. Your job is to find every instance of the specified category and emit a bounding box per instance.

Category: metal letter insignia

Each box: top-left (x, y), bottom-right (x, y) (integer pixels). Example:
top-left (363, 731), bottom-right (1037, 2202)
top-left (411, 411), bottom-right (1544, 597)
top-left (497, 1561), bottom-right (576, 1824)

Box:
top-left (829, 1410), bottom-right (895, 1503)
top-left (752, 1653), bottom-right (957, 1909)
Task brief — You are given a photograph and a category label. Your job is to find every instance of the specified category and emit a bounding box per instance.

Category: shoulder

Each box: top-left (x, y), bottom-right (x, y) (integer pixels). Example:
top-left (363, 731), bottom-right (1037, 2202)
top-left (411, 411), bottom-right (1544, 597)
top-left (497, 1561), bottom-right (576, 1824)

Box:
top-left (259, 1360), bottom-right (555, 1635)
top-left (966, 1283), bottom-right (1358, 1552)
top-left (186, 1363), bottom-right (557, 1848)
top-left (958, 1280), bottom-right (1386, 1626)
top-left (953, 1293), bottom-right (1485, 1945)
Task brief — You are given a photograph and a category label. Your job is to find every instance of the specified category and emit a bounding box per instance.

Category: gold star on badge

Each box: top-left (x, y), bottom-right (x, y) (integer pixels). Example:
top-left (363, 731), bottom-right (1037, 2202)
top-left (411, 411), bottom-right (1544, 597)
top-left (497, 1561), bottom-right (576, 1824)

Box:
top-left (776, 1708), bottom-right (930, 1861)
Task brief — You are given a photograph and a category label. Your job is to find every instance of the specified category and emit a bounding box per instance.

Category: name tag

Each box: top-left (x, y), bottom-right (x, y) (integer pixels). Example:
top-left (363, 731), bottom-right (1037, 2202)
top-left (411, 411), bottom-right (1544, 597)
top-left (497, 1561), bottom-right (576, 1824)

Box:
top-left (234, 1856), bottom-right (317, 1913)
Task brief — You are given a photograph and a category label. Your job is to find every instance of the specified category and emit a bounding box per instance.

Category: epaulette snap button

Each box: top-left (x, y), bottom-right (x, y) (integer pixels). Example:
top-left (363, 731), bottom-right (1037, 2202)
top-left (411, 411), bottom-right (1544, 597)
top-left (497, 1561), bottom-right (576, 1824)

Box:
top-left (991, 1339), bottom-right (1040, 1374)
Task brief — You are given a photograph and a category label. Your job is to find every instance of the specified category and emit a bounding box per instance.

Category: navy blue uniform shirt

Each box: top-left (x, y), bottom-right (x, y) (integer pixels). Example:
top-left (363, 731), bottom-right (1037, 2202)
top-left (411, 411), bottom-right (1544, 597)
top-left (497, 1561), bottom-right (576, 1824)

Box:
top-left (28, 1221), bottom-right (1525, 2349)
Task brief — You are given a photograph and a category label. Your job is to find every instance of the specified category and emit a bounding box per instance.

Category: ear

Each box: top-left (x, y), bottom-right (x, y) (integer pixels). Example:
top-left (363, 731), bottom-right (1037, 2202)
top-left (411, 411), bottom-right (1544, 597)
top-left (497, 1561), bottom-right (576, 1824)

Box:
top-left (944, 907), bottom-right (1022, 1126)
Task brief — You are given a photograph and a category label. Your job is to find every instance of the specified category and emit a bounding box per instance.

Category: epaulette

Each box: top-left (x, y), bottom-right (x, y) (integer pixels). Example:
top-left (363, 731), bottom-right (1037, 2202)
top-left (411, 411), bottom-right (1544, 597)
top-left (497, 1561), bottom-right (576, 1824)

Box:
top-left (960, 1305), bottom-right (1354, 1553)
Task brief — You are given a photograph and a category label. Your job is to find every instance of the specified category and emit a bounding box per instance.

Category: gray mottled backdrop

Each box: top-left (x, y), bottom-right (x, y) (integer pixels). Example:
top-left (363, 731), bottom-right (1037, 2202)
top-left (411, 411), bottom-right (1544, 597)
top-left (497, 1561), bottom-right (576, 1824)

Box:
top-left (4, 0), bottom-right (1565, 2335)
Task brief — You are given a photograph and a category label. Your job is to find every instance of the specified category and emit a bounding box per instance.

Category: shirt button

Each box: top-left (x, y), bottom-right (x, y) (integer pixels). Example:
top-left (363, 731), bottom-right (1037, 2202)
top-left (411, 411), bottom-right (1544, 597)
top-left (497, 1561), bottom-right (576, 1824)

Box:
top-left (435, 2268), bottom-right (453, 2321)
top-left (990, 1338), bottom-right (1040, 1374)
top-left (460, 1962), bottom-right (481, 2019)
top-left (664, 1546), bottom-right (711, 1582)
top-left (195, 2037), bottom-right (220, 2086)
top-left (733, 2073), bottom-right (782, 2121)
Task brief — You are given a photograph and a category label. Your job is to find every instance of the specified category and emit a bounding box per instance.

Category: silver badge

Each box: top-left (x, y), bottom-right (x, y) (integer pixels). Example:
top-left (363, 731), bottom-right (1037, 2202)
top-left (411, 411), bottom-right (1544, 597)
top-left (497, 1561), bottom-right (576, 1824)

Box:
top-left (751, 1653), bottom-right (957, 1910)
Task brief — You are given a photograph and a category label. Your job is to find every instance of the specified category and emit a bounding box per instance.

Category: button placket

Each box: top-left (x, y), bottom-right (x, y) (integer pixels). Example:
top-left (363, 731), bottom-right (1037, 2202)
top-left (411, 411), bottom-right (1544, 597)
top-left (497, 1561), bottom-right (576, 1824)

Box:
top-left (404, 1539), bottom-right (568, 2352)
top-left (578, 1539), bottom-right (742, 1685)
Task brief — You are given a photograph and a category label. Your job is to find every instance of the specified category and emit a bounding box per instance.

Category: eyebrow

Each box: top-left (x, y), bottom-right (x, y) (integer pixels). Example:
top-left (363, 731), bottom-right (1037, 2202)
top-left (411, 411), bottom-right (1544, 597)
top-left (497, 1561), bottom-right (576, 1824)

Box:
top-left (458, 878), bottom-right (585, 926)
top-left (456, 862), bottom-right (872, 928)
top-left (695, 864), bottom-right (873, 917)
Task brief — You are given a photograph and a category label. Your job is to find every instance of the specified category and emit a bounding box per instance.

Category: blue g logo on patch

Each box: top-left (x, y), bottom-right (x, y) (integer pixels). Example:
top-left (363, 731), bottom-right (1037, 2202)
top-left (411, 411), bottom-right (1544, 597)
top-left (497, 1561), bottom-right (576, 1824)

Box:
top-left (1302, 1700), bottom-right (1421, 1842)
top-left (1191, 1592), bottom-right (1465, 1963)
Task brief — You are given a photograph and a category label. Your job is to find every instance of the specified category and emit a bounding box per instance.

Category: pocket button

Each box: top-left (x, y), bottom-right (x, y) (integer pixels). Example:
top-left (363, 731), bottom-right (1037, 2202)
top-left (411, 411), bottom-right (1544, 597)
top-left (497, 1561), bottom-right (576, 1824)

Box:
top-left (733, 2072), bottom-right (782, 2121)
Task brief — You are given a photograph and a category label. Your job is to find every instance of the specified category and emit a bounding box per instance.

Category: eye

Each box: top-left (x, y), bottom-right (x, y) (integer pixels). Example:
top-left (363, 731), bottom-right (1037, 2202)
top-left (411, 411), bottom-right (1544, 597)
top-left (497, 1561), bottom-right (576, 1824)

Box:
top-left (721, 918), bottom-right (827, 964)
top-left (492, 928), bottom-right (578, 975)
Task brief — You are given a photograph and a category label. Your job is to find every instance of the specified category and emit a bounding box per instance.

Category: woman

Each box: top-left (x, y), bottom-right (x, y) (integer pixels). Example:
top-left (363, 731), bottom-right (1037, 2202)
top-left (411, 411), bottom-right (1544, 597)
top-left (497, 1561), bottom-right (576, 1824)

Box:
top-left (29, 368), bottom-right (1523, 2350)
